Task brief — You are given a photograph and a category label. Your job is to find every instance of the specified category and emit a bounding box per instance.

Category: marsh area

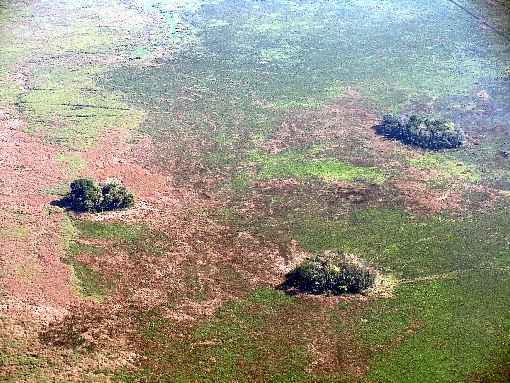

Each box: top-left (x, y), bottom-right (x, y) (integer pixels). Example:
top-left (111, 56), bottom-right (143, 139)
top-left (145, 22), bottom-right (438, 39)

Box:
top-left (0, 0), bottom-right (509, 381)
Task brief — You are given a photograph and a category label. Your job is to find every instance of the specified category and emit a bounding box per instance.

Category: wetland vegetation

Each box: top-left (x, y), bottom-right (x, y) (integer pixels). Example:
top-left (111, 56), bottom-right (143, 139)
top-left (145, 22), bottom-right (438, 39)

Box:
top-left (0, 0), bottom-right (509, 382)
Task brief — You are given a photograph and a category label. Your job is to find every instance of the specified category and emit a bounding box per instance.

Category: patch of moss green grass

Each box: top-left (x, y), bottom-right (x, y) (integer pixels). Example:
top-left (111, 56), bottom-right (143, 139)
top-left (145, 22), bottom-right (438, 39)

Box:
top-left (72, 220), bottom-right (144, 244)
top-left (55, 153), bottom-right (86, 176)
top-left (0, 225), bottom-right (30, 240)
top-left (42, 181), bottom-right (70, 197)
top-left (408, 153), bottom-right (480, 183)
top-left (249, 150), bottom-right (386, 184)
top-left (65, 256), bottom-right (108, 301)
top-left (356, 269), bottom-right (510, 383)
top-left (283, 203), bottom-right (510, 381)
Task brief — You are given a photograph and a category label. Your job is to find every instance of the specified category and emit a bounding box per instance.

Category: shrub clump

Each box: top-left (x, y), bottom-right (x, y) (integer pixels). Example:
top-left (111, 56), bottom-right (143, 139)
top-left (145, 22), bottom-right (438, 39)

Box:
top-left (284, 252), bottom-right (377, 295)
top-left (375, 114), bottom-right (465, 150)
top-left (66, 178), bottom-right (134, 213)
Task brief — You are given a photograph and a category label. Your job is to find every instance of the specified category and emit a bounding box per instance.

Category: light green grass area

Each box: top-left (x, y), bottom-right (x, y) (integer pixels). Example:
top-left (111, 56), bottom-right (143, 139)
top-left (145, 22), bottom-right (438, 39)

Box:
top-left (18, 65), bottom-right (143, 148)
top-left (357, 270), bottom-right (510, 383)
top-left (409, 153), bottom-right (481, 183)
top-left (248, 150), bottom-right (386, 184)
top-left (55, 153), bottom-right (86, 176)
top-left (0, 225), bottom-right (30, 240)
top-left (73, 220), bottom-right (144, 243)
top-left (42, 181), bottom-right (70, 197)
top-left (268, 81), bottom-right (345, 110)
top-left (0, 76), bottom-right (22, 107)
top-left (60, 217), bottom-right (109, 301)
top-left (0, 0), bottom-right (156, 149)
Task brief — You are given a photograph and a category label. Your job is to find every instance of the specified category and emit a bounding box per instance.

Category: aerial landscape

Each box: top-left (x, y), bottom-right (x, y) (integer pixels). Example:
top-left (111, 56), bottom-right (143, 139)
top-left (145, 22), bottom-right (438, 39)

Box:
top-left (0, 0), bottom-right (509, 381)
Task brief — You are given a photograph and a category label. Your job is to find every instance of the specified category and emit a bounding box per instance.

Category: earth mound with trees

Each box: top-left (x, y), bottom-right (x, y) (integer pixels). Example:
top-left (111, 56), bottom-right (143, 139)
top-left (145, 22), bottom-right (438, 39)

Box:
top-left (63, 178), bottom-right (134, 213)
top-left (375, 114), bottom-right (465, 150)
top-left (283, 252), bottom-right (377, 295)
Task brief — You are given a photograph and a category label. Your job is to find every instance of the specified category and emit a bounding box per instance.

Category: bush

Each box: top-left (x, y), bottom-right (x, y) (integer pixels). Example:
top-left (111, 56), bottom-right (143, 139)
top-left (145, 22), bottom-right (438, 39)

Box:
top-left (100, 179), bottom-right (134, 211)
top-left (68, 178), bottom-right (103, 212)
top-left (284, 252), bottom-right (376, 295)
top-left (375, 114), bottom-right (465, 150)
top-left (65, 178), bottom-right (134, 212)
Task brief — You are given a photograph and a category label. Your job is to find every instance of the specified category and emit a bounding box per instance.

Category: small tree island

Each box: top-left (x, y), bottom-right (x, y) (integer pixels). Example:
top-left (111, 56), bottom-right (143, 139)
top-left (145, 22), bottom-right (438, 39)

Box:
top-left (62, 178), bottom-right (134, 213)
top-left (283, 252), bottom-right (377, 295)
top-left (375, 114), bottom-right (465, 150)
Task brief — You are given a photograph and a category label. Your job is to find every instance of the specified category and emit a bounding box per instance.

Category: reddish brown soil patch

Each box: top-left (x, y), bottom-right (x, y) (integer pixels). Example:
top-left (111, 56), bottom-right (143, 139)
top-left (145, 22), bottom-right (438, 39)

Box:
top-left (0, 112), bottom-right (87, 381)
top-left (0, 113), bottom-right (75, 316)
top-left (20, 121), bottom-right (323, 380)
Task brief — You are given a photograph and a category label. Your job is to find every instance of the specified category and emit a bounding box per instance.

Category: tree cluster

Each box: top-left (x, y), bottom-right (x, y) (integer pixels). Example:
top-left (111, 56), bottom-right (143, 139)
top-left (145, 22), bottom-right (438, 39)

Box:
top-left (375, 114), bottom-right (465, 150)
top-left (65, 178), bottom-right (134, 213)
top-left (283, 252), bottom-right (376, 295)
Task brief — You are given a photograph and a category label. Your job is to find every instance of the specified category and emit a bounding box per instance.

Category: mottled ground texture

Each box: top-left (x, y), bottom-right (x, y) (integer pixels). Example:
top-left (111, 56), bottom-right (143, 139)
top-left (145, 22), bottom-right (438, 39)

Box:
top-left (0, 0), bottom-right (509, 382)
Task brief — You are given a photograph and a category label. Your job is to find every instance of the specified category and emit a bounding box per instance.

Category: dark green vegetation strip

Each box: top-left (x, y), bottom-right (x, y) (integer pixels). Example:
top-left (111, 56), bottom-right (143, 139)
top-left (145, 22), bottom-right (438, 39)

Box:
top-left (72, 220), bottom-right (144, 244)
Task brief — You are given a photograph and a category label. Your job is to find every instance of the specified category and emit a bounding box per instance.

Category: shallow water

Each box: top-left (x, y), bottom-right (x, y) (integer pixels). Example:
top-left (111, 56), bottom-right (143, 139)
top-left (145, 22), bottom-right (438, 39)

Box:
top-left (106, 0), bottom-right (510, 118)
top-left (102, 0), bottom-right (510, 189)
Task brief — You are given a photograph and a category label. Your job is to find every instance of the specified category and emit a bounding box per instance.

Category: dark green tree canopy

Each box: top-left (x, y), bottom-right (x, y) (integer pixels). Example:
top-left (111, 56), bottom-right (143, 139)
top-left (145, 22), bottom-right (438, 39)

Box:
top-left (283, 252), bottom-right (377, 295)
top-left (65, 178), bottom-right (134, 213)
top-left (375, 114), bottom-right (465, 150)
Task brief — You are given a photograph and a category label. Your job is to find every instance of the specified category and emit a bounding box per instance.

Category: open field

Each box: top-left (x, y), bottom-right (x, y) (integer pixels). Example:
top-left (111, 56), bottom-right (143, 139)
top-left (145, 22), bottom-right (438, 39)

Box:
top-left (0, 0), bottom-right (509, 382)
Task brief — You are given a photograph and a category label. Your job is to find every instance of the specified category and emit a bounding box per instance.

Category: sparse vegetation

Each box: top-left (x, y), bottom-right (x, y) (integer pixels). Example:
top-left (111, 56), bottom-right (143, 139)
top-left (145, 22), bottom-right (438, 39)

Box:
top-left (3, 0), bottom-right (510, 381)
top-left (64, 178), bottom-right (134, 213)
top-left (284, 252), bottom-right (377, 295)
top-left (375, 115), bottom-right (465, 150)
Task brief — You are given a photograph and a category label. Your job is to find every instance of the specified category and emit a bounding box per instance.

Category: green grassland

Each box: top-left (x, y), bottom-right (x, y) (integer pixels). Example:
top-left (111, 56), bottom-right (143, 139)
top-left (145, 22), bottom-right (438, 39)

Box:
top-left (1, 0), bottom-right (509, 382)
top-left (101, 0), bottom-right (510, 381)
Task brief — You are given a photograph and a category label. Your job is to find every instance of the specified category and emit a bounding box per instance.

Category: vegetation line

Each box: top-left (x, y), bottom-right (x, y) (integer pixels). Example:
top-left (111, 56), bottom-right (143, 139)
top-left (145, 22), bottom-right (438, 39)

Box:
top-left (400, 266), bottom-right (510, 284)
top-left (444, 0), bottom-right (510, 42)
